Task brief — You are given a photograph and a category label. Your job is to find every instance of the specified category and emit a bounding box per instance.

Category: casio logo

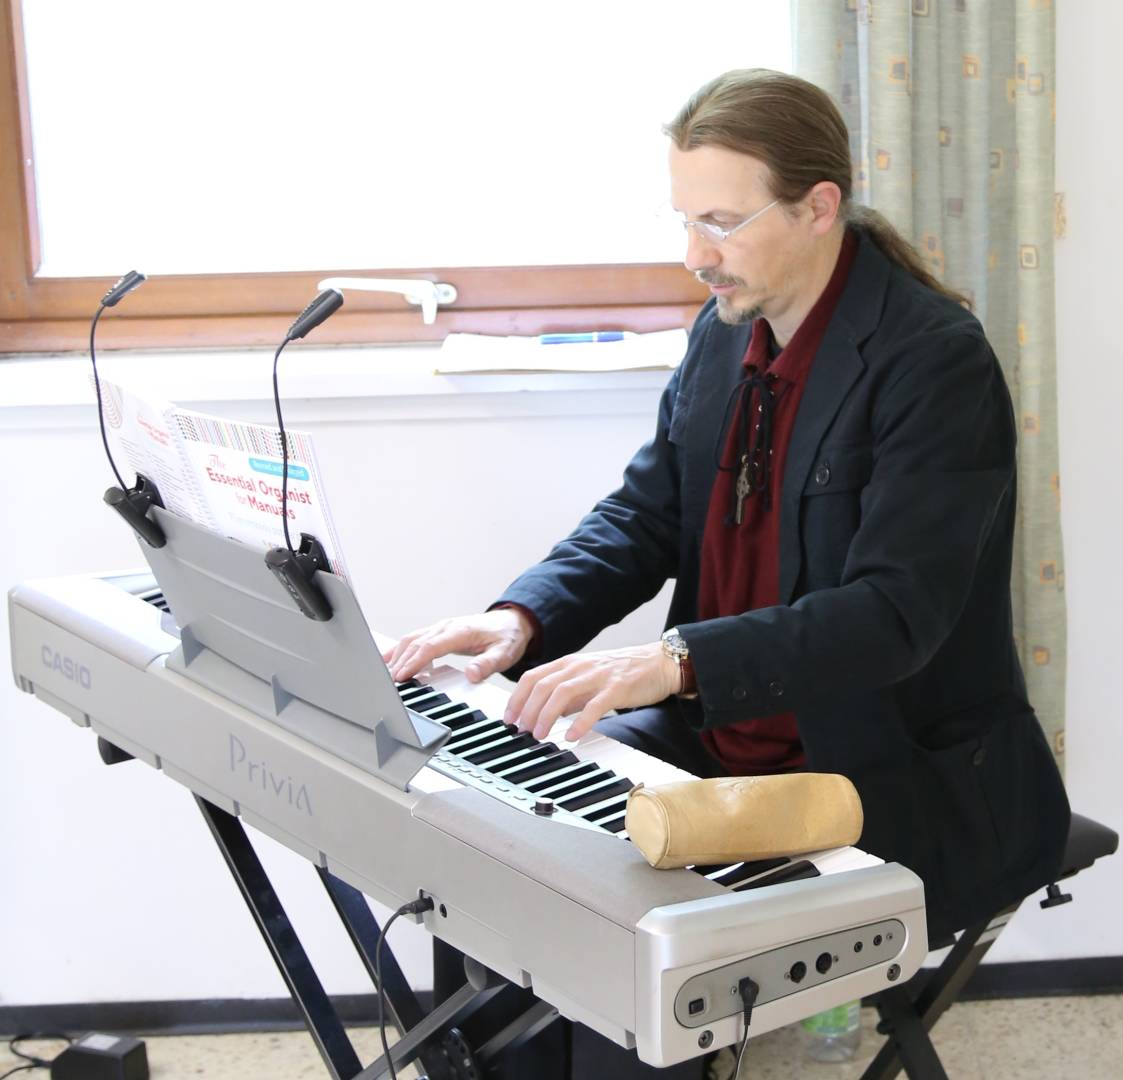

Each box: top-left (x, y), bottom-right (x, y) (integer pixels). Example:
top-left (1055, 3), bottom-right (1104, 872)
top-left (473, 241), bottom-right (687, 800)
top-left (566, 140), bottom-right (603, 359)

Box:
top-left (41, 645), bottom-right (92, 689)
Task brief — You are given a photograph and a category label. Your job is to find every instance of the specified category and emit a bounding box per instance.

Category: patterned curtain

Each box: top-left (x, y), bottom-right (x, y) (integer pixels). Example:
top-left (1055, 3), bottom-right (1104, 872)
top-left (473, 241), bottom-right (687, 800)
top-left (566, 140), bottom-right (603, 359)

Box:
top-left (792, 0), bottom-right (1066, 771)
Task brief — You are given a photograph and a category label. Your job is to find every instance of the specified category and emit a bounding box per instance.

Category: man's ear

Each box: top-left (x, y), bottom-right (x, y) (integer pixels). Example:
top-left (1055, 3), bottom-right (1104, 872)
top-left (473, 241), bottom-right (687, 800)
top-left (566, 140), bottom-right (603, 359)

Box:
top-left (806, 181), bottom-right (843, 235)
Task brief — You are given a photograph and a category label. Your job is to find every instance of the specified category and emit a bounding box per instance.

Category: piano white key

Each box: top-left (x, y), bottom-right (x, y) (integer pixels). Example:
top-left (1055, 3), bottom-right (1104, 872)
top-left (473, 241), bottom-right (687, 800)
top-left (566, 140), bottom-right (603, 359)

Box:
top-left (455, 732), bottom-right (521, 759)
top-left (475, 743), bottom-right (552, 772)
top-left (807, 846), bottom-right (884, 875)
top-left (445, 724), bottom-right (509, 750)
top-left (544, 773), bottom-right (622, 804)
top-left (533, 769), bottom-right (612, 800)
top-left (575, 793), bottom-right (631, 821)
top-left (395, 658), bottom-right (886, 884)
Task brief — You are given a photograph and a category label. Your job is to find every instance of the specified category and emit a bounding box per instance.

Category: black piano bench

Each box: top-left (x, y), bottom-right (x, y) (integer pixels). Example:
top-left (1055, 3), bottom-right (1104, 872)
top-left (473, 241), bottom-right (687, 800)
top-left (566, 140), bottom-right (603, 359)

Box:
top-left (860, 812), bottom-right (1119, 1080)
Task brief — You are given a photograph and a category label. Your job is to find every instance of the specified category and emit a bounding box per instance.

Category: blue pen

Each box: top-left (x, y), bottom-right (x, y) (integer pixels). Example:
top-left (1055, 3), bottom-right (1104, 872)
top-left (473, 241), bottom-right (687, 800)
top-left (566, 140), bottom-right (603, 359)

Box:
top-left (538, 331), bottom-right (629, 344)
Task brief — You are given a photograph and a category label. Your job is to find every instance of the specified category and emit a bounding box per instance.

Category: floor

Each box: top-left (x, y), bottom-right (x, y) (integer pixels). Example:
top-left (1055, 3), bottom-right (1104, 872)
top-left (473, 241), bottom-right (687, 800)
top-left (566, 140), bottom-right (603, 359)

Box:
top-left (3, 995), bottom-right (1121, 1079)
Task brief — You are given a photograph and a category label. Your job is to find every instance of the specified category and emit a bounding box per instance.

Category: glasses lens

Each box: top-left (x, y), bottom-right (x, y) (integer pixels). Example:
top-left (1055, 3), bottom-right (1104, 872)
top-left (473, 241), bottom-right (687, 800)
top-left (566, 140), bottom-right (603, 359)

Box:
top-left (691, 221), bottom-right (726, 243)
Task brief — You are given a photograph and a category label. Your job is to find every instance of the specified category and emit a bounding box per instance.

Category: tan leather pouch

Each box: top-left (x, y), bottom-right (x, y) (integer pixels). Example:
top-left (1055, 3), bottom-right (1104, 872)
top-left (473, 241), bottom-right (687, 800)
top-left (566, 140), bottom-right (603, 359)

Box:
top-left (624, 773), bottom-right (864, 870)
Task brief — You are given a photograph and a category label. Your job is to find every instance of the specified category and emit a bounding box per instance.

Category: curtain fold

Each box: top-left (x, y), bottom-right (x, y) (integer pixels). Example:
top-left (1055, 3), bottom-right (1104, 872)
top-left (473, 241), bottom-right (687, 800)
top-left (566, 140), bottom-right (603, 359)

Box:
top-left (793, 0), bottom-right (1065, 771)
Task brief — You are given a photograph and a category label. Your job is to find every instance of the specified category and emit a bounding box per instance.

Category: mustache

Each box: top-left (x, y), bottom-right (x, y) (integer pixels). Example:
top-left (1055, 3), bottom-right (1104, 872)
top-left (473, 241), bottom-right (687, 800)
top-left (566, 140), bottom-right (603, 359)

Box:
top-left (695, 271), bottom-right (744, 287)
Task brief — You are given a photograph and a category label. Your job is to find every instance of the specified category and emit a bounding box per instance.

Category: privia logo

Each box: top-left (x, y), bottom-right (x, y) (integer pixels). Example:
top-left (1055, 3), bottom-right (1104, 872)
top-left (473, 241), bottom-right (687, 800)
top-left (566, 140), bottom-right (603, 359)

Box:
top-left (228, 734), bottom-right (313, 816)
top-left (41, 645), bottom-right (92, 689)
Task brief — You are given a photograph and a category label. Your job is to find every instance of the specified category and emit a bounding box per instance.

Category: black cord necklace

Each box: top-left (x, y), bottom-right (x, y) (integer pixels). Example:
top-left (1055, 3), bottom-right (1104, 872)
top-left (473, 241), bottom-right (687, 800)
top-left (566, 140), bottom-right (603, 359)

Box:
top-left (713, 367), bottom-right (786, 524)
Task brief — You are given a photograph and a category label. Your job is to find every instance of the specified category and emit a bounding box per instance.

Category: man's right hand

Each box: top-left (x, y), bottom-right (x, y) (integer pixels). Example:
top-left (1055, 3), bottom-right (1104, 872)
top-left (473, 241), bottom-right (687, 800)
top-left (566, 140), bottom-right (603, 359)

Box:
top-left (382, 607), bottom-right (535, 685)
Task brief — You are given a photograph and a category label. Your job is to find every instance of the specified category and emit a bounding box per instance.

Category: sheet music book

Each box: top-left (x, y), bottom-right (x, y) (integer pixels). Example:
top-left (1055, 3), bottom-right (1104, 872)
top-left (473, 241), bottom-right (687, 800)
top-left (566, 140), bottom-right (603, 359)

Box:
top-left (96, 378), bottom-right (351, 581)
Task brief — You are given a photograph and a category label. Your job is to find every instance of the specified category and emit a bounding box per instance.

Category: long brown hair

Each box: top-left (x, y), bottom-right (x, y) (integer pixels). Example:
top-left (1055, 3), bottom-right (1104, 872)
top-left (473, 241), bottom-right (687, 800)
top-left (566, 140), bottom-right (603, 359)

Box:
top-left (665, 69), bottom-right (965, 304)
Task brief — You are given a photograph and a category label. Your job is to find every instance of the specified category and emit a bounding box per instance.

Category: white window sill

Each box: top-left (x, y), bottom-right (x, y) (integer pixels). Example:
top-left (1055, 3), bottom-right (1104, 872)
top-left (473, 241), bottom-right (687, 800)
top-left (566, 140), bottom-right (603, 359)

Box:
top-left (0, 343), bottom-right (674, 427)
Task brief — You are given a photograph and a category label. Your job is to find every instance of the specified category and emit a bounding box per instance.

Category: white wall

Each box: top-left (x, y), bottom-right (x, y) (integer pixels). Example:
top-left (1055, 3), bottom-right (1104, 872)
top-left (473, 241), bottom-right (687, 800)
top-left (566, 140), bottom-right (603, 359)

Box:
top-left (0, 351), bottom-right (675, 1006)
top-left (979, 0), bottom-right (1123, 966)
top-left (1019, 0), bottom-right (1123, 957)
top-left (2, 0), bottom-right (1121, 1010)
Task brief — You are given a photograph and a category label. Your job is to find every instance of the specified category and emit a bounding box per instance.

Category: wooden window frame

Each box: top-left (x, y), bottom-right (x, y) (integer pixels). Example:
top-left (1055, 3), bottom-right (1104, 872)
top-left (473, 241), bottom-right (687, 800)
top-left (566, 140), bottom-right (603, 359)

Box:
top-left (0, 0), bottom-right (706, 354)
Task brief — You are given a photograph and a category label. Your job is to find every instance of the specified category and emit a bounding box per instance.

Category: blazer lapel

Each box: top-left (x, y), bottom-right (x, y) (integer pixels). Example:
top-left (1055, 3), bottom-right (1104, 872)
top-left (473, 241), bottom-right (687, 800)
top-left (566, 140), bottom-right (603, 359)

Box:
top-left (778, 234), bottom-right (891, 604)
top-left (778, 328), bottom-right (865, 603)
top-left (684, 317), bottom-right (751, 551)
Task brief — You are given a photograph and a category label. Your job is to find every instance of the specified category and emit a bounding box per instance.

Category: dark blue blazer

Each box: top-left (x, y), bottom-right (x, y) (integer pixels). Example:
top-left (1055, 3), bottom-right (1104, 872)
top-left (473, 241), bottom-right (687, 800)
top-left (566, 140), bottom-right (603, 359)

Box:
top-left (499, 231), bottom-right (1069, 939)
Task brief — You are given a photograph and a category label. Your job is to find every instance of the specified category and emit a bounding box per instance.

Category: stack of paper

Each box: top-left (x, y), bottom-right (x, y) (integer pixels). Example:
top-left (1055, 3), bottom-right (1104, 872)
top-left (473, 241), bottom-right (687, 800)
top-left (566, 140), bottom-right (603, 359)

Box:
top-left (435, 329), bottom-right (688, 375)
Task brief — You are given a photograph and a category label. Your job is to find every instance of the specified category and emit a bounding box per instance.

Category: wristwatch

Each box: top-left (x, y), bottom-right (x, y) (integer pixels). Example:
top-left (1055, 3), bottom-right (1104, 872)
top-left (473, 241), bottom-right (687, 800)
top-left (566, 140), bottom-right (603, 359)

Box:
top-left (661, 627), bottom-right (698, 699)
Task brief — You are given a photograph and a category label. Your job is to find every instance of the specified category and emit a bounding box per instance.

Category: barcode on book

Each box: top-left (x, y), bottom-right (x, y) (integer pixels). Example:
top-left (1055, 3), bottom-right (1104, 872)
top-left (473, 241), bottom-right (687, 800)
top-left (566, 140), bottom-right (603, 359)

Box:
top-left (173, 414), bottom-right (313, 463)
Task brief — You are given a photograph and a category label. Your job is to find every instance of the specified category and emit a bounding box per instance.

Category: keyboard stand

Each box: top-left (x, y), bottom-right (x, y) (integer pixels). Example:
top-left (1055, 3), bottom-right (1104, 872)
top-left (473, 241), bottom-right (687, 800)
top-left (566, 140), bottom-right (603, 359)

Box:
top-left (84, 509), bottom-right (632, 1077)
top-left (97, 735), bottom-right (556, 1080)
top-left (198, 785), bottom-right (557, 1080)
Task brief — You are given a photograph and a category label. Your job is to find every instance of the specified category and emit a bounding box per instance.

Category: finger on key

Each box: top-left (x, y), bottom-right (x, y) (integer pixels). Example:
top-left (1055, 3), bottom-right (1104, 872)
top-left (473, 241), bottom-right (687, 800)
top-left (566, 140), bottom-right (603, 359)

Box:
top-left (503, 662), bottom-right (551, 726)
top-left (567, 693), bottom-right (614, 742)
top-left (390, 633), bottom-right (444, 681)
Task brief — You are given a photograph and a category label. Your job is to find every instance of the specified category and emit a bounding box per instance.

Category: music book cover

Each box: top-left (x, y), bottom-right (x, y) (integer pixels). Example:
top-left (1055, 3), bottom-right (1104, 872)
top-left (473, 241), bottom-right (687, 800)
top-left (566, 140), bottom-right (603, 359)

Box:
top-left (95, 377), bottom-right (352, 581)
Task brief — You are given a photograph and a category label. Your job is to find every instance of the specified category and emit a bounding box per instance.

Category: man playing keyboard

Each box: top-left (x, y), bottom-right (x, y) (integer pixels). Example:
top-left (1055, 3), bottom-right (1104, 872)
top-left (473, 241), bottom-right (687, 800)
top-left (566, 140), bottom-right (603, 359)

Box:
top-left (386, 68), bottom-right (1069, 1077)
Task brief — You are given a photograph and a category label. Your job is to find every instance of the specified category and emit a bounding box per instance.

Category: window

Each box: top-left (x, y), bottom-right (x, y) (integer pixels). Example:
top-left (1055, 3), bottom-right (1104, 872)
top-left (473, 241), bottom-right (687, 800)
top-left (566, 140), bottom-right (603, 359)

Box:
top-left (1, 1), bottom-right (791, 351)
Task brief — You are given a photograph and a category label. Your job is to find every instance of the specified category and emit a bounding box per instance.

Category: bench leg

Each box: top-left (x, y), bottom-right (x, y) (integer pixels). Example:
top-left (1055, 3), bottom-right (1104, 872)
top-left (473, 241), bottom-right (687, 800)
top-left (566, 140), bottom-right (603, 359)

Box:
top-left (860, 905), bottom-right (1018, 1080)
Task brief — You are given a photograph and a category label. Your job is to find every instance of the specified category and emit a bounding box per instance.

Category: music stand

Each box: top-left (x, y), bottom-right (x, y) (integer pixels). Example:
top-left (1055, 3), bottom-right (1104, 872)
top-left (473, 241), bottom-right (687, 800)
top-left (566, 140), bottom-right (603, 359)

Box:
top-left (137, 505), bottom-right (448, 790)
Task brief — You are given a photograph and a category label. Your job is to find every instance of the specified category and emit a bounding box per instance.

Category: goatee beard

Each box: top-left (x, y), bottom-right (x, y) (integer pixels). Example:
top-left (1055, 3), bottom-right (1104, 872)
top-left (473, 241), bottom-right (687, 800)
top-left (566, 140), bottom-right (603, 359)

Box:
top-left (715, 297), bottom-right (762, 325)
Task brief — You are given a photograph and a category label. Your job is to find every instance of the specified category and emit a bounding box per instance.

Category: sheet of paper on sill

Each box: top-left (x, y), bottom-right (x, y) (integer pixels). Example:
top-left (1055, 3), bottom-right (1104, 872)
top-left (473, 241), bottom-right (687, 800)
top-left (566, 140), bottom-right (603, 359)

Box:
top-left (435, 329), bottom-right (688, 375)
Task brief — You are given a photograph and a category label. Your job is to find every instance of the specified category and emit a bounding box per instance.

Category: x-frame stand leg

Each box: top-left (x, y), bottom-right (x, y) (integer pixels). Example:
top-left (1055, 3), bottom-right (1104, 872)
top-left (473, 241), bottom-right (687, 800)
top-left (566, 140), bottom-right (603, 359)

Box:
top-left (196, 795), bottom-right (559, 1080)
top-left (860, 906), bottom-right (1017, 1080)
top-left (196, 794), bottom-right (364, 1080)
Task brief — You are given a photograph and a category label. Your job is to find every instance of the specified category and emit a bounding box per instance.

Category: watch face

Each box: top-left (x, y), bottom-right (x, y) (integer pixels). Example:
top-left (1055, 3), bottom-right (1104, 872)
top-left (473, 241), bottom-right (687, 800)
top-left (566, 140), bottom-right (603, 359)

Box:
top-left (662, 629), bottom-right (689, 659)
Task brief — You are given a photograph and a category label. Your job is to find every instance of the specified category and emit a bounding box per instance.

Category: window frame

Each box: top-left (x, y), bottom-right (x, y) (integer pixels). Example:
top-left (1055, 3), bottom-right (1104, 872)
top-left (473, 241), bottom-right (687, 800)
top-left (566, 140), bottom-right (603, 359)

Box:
top-left (0, 0), bottom-right (706, 354)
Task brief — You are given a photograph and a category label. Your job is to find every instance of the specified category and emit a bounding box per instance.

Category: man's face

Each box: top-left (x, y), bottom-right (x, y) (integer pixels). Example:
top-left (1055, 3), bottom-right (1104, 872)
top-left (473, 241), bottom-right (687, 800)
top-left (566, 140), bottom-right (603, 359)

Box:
top-left (668, 143), bottom-right (810, 326)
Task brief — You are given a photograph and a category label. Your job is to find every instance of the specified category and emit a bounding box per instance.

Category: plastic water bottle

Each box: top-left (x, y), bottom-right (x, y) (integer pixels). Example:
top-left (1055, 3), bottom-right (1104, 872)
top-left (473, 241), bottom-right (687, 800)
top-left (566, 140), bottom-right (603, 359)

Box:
top-left (801, 999), bottom-right (861, 1062)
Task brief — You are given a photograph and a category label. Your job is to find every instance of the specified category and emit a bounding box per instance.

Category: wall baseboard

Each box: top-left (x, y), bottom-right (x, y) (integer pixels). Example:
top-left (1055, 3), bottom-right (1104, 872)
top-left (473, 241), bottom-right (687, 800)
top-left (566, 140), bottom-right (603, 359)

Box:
top-left (2, 958), bottom-right (1121, 1037)
top-left (0, 993), bottom-right (421, 1038)
top-left (955, 957), bottom-right (1123, 1000)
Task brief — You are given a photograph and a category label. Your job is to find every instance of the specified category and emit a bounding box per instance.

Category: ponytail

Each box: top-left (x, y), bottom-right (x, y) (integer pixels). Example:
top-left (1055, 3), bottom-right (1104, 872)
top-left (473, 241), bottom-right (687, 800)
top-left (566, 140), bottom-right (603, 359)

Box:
top-left (845, 205), bottom-right (969, 307)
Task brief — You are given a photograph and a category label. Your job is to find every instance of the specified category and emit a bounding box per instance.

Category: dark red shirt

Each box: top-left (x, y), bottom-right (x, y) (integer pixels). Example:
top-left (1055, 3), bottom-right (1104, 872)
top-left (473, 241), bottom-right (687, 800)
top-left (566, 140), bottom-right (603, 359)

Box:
top-left (697, 230), bottom-right (858, 775)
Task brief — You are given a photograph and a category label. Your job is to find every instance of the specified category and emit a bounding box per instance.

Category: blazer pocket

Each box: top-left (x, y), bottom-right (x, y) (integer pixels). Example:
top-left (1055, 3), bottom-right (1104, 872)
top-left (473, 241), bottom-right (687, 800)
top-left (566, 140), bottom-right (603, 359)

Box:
top-left (802, 444), bottom-right (873, 496)
top-left (668, 391), bottom-right (692, 446)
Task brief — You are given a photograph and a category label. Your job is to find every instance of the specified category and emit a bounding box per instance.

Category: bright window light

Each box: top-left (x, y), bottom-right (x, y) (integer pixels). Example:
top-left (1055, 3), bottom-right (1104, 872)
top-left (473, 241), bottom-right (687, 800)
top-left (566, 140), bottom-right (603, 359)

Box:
top-left (23, 1), bottom-right (791, 276)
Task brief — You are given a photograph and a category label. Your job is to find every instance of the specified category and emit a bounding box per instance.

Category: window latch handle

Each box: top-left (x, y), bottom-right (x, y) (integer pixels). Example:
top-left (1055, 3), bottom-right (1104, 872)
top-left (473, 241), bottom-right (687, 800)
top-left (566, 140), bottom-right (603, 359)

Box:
top-left (317, 277), bottom-right (457, 324)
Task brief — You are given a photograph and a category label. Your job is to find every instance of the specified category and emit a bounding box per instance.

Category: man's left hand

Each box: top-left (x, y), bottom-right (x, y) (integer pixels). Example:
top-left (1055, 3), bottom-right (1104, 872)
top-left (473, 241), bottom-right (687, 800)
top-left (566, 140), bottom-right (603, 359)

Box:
top-left (504, 643), bottom-right (681, 742)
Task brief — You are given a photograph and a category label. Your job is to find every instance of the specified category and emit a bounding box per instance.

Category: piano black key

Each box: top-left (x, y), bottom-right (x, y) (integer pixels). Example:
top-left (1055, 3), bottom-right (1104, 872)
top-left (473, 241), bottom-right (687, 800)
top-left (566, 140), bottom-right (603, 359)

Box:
top-left (400, 692), bottom-right (447, 714)
top-left (495, 749), bottom-right (578, 785)
top-left (399, 684), bottom-right (439, 702)
top-left (519, 758), bottom-right (598, 792)
top-left (462, 732), bottom-right (538, 765)
top-left (443, 717), bottom-right (507, 742)
top-left (477, 742), bottom-right (556, 773)
top-left (732, 859), bottom-right (820, 892)
top-left (579, 795), bottom-right (630, 823)
top-left (707, 857), bottom-right (791, 888)
top-left (427, 702), bottom-right (478, 722)
top-left (441, 709), bottom-right (491, 732)
top-left (558, 776), bottom-right (635, 812)
top-left (394, 680), bottom-right (421, 691)
top-left (452, 731), bottom-right (518, 758)
top-left (444, 722), bottom-right (512, 751)
top-left (533, 765), bottom-right (613, 801)
top-left (408, 693), bottom-right (454, 715)
top-left (598, 813), bottom-right (628, 834)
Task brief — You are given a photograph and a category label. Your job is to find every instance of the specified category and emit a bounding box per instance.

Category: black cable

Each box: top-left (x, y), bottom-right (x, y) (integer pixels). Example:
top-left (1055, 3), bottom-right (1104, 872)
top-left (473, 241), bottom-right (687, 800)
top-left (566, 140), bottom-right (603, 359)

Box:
top-left (89, 304), bottom-right (129, 492)
top-left (2, 1032), bottom-right (72, 1079)
top-left (375, 896), bottom-right (435, 1080)
top-left (271, 337), bottom-right (297, 556)
top-left (0, 1065), bottom-right (39, 1079)
top-left (732, 977), bottom-right (759, 1079)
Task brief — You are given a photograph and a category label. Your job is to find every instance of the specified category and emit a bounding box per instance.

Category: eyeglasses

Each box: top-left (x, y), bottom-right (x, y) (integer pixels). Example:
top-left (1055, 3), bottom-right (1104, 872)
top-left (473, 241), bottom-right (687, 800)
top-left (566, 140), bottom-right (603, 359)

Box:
top-left (671, 199), bottom-right (780, 244)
